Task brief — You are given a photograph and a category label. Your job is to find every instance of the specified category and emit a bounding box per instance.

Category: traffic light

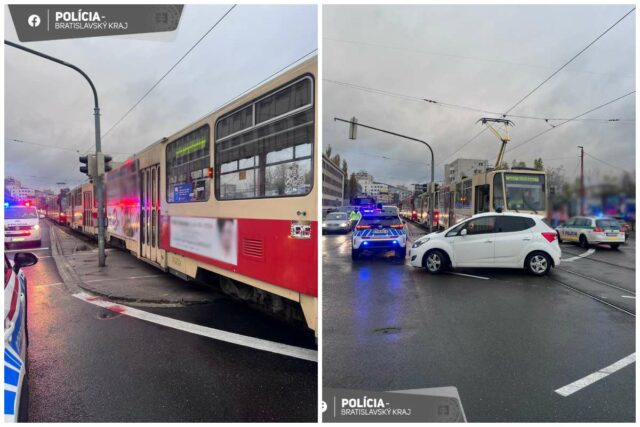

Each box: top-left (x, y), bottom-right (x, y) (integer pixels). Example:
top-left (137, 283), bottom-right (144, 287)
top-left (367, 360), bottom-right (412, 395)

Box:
top-left (79, 155), bottom-right (89, 175)
top-left (348, 116), bottom-right (358, 140)
top-left (96, 153), bottom-right (113, 176)
top-left (104, 154), bottom-right (113, 173)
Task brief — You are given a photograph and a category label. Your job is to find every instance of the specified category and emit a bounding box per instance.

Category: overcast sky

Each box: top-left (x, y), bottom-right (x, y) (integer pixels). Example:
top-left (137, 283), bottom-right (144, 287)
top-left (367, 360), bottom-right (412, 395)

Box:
top-left (5, 4), bottom-right (317, 190)
top-left (323, 5), bottom-right (635, 189)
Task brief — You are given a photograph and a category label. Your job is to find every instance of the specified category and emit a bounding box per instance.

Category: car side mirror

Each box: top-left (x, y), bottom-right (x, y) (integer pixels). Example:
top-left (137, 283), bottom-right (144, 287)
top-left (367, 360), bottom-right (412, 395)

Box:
top-left (460, 229), bottom-right (468, 236)
top-left (13, 252), bottom-right (38, 272)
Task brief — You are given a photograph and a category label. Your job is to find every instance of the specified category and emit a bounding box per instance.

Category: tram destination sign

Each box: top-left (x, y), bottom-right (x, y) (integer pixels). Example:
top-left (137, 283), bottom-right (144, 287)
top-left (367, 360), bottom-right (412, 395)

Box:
top-left (505, 174), bottom-right (544, 183)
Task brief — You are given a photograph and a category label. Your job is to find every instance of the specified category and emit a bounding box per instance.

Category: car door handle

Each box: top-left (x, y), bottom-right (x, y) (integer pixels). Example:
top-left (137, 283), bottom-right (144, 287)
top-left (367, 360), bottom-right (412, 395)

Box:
top-left (484, 240), bottom-right (492, 243)
top-left (522, 238), bottom-right (531, 241)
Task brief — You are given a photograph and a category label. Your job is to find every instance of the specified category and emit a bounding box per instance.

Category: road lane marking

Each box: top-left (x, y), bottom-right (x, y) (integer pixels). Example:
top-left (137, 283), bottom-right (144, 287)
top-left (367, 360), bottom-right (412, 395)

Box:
top-left (622, 295), bottom-right (635, 299)
top-left (555, 353), bottom-right (636, 397)
top-left (84, 274), bottom-right (164, 284)
top-left (561, 248), bottom-right (595, 262)
top-left (5, 247), bottom-right (50, 253)
top-left (72, 291), bottom-right (317, 363)
top-left (35, 282), bottom-right (63, 288)
top-left (449, 272), bottom-right (490, 280)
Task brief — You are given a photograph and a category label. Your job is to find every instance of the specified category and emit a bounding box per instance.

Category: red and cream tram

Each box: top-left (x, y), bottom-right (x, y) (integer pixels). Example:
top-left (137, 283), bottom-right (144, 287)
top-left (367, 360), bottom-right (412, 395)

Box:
top-left (61, 57), bottom-right (318, 333)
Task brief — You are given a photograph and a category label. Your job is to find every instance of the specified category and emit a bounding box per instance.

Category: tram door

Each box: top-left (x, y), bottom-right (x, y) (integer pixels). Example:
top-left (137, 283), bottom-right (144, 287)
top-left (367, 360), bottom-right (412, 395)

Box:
top-left (141, 165), bottom-right (160, 263)
top-left (475, 185), bottom-right (490, 214)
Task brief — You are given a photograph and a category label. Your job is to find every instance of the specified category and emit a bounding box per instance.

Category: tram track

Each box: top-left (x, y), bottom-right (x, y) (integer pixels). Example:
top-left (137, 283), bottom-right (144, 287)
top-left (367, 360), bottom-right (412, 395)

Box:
top-left (555, 266), bottom-right (635, 295)
top-left (548, 274), bottom-right (635, 317)
top-left (560, 245), bottom-right (635, 271)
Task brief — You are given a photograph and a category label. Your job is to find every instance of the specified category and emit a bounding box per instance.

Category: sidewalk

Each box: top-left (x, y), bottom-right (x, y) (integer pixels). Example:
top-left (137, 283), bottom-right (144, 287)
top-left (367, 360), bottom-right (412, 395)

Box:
top-left (49, 224), bottom-right (221, 306)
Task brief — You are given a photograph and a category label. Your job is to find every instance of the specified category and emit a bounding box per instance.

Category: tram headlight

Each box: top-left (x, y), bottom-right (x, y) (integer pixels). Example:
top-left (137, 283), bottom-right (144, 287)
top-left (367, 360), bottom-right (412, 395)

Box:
top-left (412, 237), bottom-right (429, 249)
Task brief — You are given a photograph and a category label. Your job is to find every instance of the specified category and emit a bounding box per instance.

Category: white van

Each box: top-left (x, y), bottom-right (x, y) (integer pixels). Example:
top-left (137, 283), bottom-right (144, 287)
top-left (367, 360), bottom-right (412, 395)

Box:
top-left (5, 205), bottom-right (41, 247)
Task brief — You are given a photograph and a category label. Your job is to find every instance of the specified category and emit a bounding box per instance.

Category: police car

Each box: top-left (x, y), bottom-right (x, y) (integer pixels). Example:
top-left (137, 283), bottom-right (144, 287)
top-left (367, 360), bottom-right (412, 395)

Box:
top-left (5, 252), bottom-right (38, 422)
top-left (351, 207), bottom-right (407, 260)
top-left (5, 203), bottom-right (41, 247)
top-left (556, 216), bottom-right (626, 249)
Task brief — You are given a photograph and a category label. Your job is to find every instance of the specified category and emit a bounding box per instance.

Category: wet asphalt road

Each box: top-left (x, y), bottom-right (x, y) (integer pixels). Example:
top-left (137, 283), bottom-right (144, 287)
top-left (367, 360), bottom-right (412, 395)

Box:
top-left (322, 222), bottom-right (635, 422)
top-left (7, 220), bottom-right (317, 422)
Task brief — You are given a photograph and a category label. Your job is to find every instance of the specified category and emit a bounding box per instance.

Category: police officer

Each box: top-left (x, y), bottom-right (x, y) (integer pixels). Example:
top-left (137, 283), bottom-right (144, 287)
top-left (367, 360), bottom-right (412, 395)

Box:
top-left (349, 208), bottom-right (360, 230)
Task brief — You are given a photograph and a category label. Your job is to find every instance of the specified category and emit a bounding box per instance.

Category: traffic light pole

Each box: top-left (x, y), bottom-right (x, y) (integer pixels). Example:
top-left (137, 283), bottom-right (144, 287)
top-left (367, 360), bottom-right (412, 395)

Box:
top-left (6, 40), bottom-right (107, 266)
top-left (334, 117), bottom-right (436, 231)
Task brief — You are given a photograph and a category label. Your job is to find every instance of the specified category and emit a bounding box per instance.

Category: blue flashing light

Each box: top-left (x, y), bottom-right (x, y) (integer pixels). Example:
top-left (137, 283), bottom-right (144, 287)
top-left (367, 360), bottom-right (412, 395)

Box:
top-left (4, 202), bottom-right (9, 208)
top-left (393, 240), bottom-right (398, 245)
top-left (363, 241), bottom-right (369, 245)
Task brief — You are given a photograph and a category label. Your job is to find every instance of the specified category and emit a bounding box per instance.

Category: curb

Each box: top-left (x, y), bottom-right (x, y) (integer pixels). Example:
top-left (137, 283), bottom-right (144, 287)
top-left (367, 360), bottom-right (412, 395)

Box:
top-left (48, 224), bottom-right (215, 308)
top-left (49, 225), bottom-right (85, 295)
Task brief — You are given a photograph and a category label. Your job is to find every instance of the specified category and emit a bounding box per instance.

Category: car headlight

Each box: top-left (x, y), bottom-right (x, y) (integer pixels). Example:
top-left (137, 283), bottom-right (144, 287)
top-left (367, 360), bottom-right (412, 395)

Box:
top-left (340, 223), bottom-right (348, 227)
top-left (322, 222), bottom-right (327, 227)
top-left (412, 237), bottom-right (429, 249)
top-left (33, 224), bottom-right (40, 230)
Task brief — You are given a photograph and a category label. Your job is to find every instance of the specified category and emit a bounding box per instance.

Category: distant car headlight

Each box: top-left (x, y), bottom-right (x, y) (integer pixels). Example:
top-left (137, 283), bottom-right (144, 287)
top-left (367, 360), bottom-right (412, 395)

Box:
top-left (340, 223), bottom-right (348, 227)
top-left (322, 222), bottom-right (327, 227)
top-left (33, 224), bottom-right (40, 230)
top-left (412, 237), bottom-right (429, 249)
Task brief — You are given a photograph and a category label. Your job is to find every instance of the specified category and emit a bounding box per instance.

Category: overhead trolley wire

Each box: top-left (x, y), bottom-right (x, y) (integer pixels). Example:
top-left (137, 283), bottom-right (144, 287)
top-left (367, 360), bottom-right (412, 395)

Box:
top-left (503, 7), bottom-right (635, 115)
top-left (82, 4), bottom-right (238, 153)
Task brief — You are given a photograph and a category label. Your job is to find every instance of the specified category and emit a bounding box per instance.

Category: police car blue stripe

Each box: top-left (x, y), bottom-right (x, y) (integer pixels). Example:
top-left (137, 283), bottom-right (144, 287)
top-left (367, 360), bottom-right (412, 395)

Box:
top-left (9, 308), bottom-right (23, 354)
top-left (4, 366), bottom-right (19, 387)
top-left (4, 350), bottom-right (22, 370)
top-left (4, 390), bottom-right (16, 415)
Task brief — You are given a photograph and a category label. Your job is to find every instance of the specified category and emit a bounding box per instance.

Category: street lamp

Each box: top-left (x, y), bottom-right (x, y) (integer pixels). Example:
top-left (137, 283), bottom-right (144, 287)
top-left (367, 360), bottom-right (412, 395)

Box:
top-left (334, 117), bottom-right (436, 231)
top-left (6, 40), bottom-right (107, 267)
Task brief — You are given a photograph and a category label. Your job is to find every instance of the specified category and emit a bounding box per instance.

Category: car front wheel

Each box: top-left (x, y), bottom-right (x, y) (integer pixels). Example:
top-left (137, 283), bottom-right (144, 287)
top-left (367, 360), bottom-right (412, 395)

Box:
top-left (526, 252), bottom-right (552, 276)
top-left (423, 250), bottom-right (447, 274)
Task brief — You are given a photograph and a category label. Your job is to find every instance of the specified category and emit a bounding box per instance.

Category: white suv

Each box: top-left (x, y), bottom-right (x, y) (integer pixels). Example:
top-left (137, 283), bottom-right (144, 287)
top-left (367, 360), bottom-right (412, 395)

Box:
top-left (409, 212), bottom-right (561, 275)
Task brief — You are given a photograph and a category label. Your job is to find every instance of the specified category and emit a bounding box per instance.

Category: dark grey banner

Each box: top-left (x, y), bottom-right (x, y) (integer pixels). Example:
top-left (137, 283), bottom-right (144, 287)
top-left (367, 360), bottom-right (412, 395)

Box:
top-left (8, 5), bottom-right (183, 42)
top-left (323, 387), bottom-right (467, 422)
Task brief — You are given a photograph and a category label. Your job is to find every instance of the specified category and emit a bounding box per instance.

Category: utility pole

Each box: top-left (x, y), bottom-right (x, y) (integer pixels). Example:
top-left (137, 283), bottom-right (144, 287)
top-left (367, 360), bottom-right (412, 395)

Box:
top-left (335, 117), bottom-right (436, 231)
top-left (578, 145), bottom-right (585, 216)
top-left (6, 40), bottom-right (107, 266)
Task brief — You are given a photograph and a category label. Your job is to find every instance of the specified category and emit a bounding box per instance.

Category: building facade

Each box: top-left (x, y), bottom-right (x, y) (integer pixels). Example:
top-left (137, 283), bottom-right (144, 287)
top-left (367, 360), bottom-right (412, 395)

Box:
top-left (444, 158), bottom-right (488, 184)
top-left (323, 155), bottom-right (345, 210)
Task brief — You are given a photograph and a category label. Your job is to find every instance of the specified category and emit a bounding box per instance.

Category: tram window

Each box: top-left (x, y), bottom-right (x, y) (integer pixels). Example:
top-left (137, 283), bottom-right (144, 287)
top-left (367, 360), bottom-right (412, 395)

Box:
top-left (166, 125), bottom-right (211, 203)
top-left (256, 78), bottom-right (311, 124)
top-left (216, 105), bottom-right (253, 140)
top-left (493, 173), bottom-right (504, 211)
top-left (215, 75), bottom-right (314, 200)
top-left (462, 180), bottom-right (472, 209)
top-left (504, 173), bottom-right (545, 211)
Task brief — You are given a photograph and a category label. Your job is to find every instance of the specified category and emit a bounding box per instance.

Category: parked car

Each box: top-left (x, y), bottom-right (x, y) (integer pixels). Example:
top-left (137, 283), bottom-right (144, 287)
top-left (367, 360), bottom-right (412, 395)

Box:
top-left (556, 216), bottom-right (625, 249)
top-left (322, 212), bottom-right (351, 234)
top-left (409, 212), bottom-right (561, 275)
top-left (4, 252), bottom-right (39, 422)
top-left (611, 215), bottom-right (632, 238)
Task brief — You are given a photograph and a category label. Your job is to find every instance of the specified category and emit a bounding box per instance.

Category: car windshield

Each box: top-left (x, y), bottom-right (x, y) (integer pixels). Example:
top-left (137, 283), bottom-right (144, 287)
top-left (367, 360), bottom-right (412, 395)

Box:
top-left (5, 207), bottom-right (38, 219)
top-left (596, 219), bottom-right (620, 228)
top-left (504, 173), bottom-right (546, 212)
top-left (359, 215), bottom-right (402, 227)
top-left (327, 213), bottom-right (347, 220)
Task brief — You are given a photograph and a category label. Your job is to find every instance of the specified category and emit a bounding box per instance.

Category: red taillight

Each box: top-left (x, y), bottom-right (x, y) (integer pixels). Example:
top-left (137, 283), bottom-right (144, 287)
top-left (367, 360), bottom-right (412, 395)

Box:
top-left (541, 232), bottom-right (557, 243)
top-left (412, 210), bottom-right (416, 214)
top-left (356, 225), bottom-right (371, 230)
top-left (594, 227), bottom-right (604, 233)
top-left (390, 224), bottom-right (404, 229)
top-left (620, 229), bottom-right (625, 233)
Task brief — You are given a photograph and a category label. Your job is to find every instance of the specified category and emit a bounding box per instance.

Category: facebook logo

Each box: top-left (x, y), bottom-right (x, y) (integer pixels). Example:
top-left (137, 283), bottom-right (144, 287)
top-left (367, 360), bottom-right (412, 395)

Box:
top-left (27, 14), bottom-right (41, 27)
